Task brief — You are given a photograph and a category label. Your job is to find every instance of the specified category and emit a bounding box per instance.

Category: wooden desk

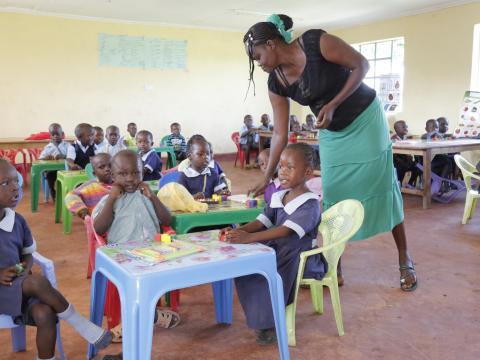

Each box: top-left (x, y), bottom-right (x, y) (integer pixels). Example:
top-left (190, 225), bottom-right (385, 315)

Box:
top-left (257, 130), bottom-right (318, 153)
top-left (0, 137), bottom-right (74, 150)
top-left (392, 139), bottom-right (480, 209)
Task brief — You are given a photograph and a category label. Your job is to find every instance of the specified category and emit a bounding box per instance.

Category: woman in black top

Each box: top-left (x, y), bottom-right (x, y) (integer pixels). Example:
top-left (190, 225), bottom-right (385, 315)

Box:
top-left (245, 14), bottom-right (417, 291)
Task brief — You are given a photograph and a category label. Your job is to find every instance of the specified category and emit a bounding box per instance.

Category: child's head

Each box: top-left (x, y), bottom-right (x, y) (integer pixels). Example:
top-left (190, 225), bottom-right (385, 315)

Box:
top-left (186, 135), bottom-right (210, 173)
top-left (0, 159), bottom-right (20, 210)
top-left (48, 123), bottom-right (63, 145)
top-left (74, 123), bottom-right (94, 147)
top-left (425, 119), bottom-right (439, 133)
top-left (437, 117), bottom-right (448, 134)
top-left (244, 114), bottom-right (253, 127)
top-left (93, 126), bottom-right (104, 145)
top-left (111, 150), bottom-right (142, 193)
top-left (136, 130), bottom-right (154, 154)
top-left (289, 114), bottom-right (299, 123)
top-left (278, 143), bottom-right (315, 189)
top-left (291, 122), bottom-right (302, 134)
top-left (170, 122), bottom-right (181, 136)
top-left (106, 125), bottom-right (120, 146)
top-left (260, 114), bottom-right (270, 127)
top-left (257, 148), bottom-right (270, 174)
top-left (91, 153), bottom-right (112, 184)
top-left (306, 114), bottom-right (315, 127)
top-left (394, 120), bottom-right (408, 137)
top-left (127, 122), bottom-right (137, 138)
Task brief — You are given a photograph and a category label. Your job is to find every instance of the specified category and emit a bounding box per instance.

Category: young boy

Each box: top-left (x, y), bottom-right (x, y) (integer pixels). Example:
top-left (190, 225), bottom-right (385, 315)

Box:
top-left (93, 126), bottom-right (108, 153)
top-left (391, 120), bottom-right (420, 187)
top-left (65, 153), bottom-right (112, 219)
top-left (257, 149), bottom-right (281, 204)
top-left (289, 114), bottom-right (300, 131)
top-left (39, 123), bottom-right (69, 200)
top-left (104, 126), bottom-right (126, 157)
top-left (421, 119), bottom-right (442, 140)
top-left (66, 123), bottom-right (96, 170)
top-left (122, 122), bottom-right (137, 148)
top-left (239, 114), bottom-right (259, 169)
top-left (258, 114), bottom-right (273, 149)
top-left (303, 114), bottom-right (316, 131)
top-left (136, 130), bottom-right (162, 181)
top-left (437, 117), bottom-right (450, 138)
top-left (165, 122), bottom-right (187, 162)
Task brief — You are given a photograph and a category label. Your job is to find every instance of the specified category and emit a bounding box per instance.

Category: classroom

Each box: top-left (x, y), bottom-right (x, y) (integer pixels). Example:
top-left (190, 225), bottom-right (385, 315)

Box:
top-left (1, 1), bottom-right (479, 359)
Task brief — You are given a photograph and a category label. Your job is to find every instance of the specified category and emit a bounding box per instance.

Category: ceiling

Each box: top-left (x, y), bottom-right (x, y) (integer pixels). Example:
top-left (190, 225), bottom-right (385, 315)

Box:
top-left (0, 0), bottom-right (477, 32)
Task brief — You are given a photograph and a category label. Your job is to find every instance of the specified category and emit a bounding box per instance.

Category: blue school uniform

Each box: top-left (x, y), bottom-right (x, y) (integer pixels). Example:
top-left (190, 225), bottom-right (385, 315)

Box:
top-left (178, 167), bottom-right (226, 197)
top-left (235, 189), bottom-right (327, 330)
top-left (141, 149), bottom-right (162, 181)
top-left (0, 209), bottom-right (37, 320)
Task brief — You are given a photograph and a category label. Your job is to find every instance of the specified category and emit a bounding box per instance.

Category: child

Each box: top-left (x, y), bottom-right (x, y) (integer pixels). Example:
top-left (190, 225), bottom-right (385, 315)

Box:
top-left (239, 114), bottom-right (259, 169)
top-left (122, 122), bottom-right (137, 148)
top-left (65, 153), bottom-right (113, 219)
top-left (66, 123), bottom-right (96, 170)
top-left (220, 143), bottom-right (327, 344)
top-left (178, 136), bottom-right (230, 200)
top-left (0, 159), bottom-right (113, 360)
top-left (437, 117), bottom-right (451, 138)
top-left (207, 141), bottom-right (230, 191)
top-left (165, 122), bottom-right (187, 162)
top-left (104, 125), bottom-right (126, 157)
top-left (391, 120), bottom-right (420, 187)
top-left (93, 126), bottom-right (108, 153)
top-left (289, 114), bottom-right (300, 131)
top-left (421, 119), bottom-right (442, 140)
top-left (303, 114), bottom-right (316, 131)
top-left (258, 114), bottom-right (273, 148)
top-left (136, 130), bottom-right (162, 181)
top-left (257, 148), bottom-right (281, 204)
top-left (39, 123), bottom-right (69, 200)
top-left (291, 121), bottom-right (303, 136)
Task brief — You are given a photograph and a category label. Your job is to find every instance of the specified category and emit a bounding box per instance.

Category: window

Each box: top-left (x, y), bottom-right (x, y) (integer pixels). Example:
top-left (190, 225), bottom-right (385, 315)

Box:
top-left (471, 24), bottom-right (480, 91)
top-left (352, 37), bottom-right (405, 113)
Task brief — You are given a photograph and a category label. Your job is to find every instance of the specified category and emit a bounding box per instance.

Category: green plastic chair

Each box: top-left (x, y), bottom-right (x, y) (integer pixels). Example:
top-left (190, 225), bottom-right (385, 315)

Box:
top-left (454, 154), bottom-right (480, 224)
top-left (85, 163), bottom-right (95, 180)
top-left (160, 135), bottom-right (170, 147)
top-left (286, 199), bottom-right (364, 346)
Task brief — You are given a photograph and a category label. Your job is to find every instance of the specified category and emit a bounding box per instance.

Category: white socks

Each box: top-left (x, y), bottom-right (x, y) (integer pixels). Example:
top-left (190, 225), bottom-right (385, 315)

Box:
top-left (57, 303), bottom-right (105, 344)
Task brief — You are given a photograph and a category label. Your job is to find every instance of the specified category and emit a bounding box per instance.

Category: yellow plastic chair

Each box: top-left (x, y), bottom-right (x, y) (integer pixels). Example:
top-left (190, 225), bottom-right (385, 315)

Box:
top-left (285, 199), bottom-right (364, 346)
top-left (454, 154), bottom-right (480, 224)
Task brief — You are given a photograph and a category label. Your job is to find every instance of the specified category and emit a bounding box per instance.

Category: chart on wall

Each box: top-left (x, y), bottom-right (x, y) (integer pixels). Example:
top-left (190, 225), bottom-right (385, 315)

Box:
top-left (453, 91), bottom-right (480, 138)
top-left (377, 74), bottom-right (401, 113)
top-left (98, 33), bottom-right (187, 70)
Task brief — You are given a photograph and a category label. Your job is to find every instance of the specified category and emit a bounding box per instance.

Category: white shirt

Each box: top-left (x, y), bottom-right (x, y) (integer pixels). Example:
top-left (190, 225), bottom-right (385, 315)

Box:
top-left (95, 139), bottom-right (109, 153)
top-left (104, 142), bottom-right (126, 157)
top-left (67, 140), bottom-right (97, 160)
top-left (39, 141), bottom-right (70, 159)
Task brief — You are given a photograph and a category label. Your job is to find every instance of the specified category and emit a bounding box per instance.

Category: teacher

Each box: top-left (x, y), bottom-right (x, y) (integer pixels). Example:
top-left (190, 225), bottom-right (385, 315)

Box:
top-left (245, 14), bottom-right (417, 291)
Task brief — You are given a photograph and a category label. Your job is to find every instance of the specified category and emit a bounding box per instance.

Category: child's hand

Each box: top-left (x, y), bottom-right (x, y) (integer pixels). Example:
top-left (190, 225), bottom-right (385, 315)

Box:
top-left (0, 266), bottom-right (18, 286)
top-left (109, 184), bottom-right (124, 200)
top-left (70, 164), bottom-right (82, 171)
top-left (219, 189), bottom-right (231, 196)
top-left (43, 155), bottom-right (54, 160)
top-left (138, 182), bottom-right (153, 199)
top-left (219, 227), bottom-right (233, 237)
top-left (55, 154), bottom-right (66, 160)
top-left (225, 229), bottom-right (254, 244)
top-left (78, 208), bottom-right (89, 219)
top-left (193, 192), bottom-right (205, 200)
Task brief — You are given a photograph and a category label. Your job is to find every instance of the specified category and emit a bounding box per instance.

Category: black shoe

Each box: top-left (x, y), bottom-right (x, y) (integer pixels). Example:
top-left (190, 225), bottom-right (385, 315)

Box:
top-left (103, 353), bottom-right (122, 360)
top-left (255, 328), bottom-right (276, 345)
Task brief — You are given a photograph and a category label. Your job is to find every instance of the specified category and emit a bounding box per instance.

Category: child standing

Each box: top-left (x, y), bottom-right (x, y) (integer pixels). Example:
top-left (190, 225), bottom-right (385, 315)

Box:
top-left (164, 122), bottom-right (187, 162)
top-left (104, 126), bottom-right (126, 157)
top-left (239, 114), bottom-right (259, 169)
top-left (66, 123), bottom-right (96, 170)
top-left (221, 143), bottom-right (327, 344)
top-left (93, 126), bottom-right (108, 153)
top-left (0, 159), bottom-right (113, 360)
top-left (122, 123), bottom-right (137, 148)
top-left (39, 123), bottom-right (69, 200)
top-left (178, 136), bottom-right (230, 200)
top-left (136, 130), bottom-right (162, 181)
top-left (302, 114), bottom-right (316, 131)
top-left (65, 153), bottom-right (113, 219)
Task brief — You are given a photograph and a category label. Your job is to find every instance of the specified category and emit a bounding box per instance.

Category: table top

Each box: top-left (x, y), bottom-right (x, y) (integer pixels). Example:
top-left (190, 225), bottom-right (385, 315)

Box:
top-left (98, 230), bottom-right (273, 276)
top-left (392, 138), bottom-right (480, 150)
top-left (57, 169), bottom-right (88, 178)
top-left (32, 159), bottom-right (66, 166)
top-left (0, 137), bottom-right (75, 144)
top-left (172, 199), bottom-right (263, 216)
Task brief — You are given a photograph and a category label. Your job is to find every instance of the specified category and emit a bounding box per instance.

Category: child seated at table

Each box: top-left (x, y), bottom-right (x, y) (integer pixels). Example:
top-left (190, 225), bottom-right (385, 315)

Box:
top-left (122, 122), bottom-right (137, 148)
top-left (257, 148), bottom-right (281, 204)
top-left (93, 126), bottom-right (108, 153)
top-left (177, 135), bottom-right (230, 200)
top-left (164, 122), bottom-right (187, 162)
top-left (258, 114), bottom-right (273, 149)
top-left (65, 153), bottom-right (112, 219)
top-left (240, 114), bottom-right (259, 169)
top-left (421, 119), bottom-right (442, 140)
top-left (437, 117), bottom-right (452, 139)
top-left (0, 159), bottom-right (114, 360)
top-left (136, 130), bottom-right (162, 181)
top-left (303, 114), bottom-right (316, 131)
top-left (66, 123), bottom-right (96, 170)
top-left (391, 120), bottom-right (420, 187)
top-left (220, 143), bottom-right (327, 345)
top-left (39, 123), bottom-right (69, 200)
top-left (104, 125), bottom-right (126, 157)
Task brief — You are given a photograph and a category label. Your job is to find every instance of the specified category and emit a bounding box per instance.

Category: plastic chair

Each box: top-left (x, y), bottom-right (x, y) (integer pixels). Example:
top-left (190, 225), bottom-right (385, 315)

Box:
top-left (454, 155), bottom-right (480, 224)
top-left (85, 163), bottom-right (95, 179)
top-left (27, 148), bottom-right (50, 202)
top-left (0, 149), bottom-right (28, 186)
top-left (231, 132), bottom-right (258, 169)
top-left (159, 171), bottom-right (180, 188)
top-left (160, 135), bottom-right (169, 147)
top-left (416, 164), bottom-right (466, 204)
top-left (0, 252), bottom-right (66, 359)
top-left (285, 199), bottom-right (364, 346)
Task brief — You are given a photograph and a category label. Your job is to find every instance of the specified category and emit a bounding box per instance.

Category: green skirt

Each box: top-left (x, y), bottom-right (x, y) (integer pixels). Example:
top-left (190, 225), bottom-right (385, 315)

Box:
top-left (319, 98), bottom-right (404, 241)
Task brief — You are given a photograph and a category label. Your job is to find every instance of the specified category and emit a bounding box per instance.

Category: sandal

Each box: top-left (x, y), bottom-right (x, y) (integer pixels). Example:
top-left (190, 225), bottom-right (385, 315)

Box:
top-left (103, 353), bottom-right (122, 360)
top-left (110, 324), bottom-right (122, 343)
top-left (154, 309), bottom-right (180, 329)
top-left (399, 263), bottom-right (417, 292)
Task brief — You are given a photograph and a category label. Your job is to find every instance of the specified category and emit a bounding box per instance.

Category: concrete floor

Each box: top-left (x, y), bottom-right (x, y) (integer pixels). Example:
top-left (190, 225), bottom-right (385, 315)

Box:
top-left (1, 160), bottom-right (480, 360)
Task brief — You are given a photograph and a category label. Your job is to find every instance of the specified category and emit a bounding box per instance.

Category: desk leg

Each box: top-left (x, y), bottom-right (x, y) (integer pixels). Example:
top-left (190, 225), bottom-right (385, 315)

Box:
top-left (54, 179), bottom-right (62, 223)
top-left (266, 273), bottom-right (290, 359)
top-left (87, 270), bottom-right (107, 359)
top-left (31, 168), bottom-right (40, 212)
top-left (212, 280), bottom-right (233, 324)
top-left (137, 294), bottom-right (158, 360)
top-left (423, 150), bottom-right (432, 209)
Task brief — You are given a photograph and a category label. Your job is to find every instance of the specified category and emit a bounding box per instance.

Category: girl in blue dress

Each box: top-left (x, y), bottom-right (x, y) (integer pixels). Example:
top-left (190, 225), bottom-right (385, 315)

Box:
top-left (221, 143), bottom-right (327, 344)
top-left (0, 159), bottom-right (112, 360)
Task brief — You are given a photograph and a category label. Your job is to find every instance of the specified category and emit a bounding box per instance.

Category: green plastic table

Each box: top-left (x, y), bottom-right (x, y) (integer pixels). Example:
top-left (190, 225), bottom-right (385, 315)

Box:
top-left (129, 146), bottom-right (177, 169)
top-left (55, 170), bottom-right (89, 234)
top-left (30, 160), bottom-right (66, 212)
top-left (171, 200), bottom-right (263, 234)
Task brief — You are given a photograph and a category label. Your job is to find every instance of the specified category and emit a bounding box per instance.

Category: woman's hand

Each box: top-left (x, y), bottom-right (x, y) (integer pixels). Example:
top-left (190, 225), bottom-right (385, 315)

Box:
top-left (0, 266), bottom-right (18, 286)
top-left (247, 177), bottom-right (270, 198)
top-left (316, 102), bottom-right (337, 129)
top-left (225, 229), bottom-right (255, 244)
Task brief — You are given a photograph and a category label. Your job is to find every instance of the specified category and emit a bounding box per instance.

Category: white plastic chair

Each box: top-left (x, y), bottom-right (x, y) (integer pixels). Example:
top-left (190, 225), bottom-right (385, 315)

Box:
top-left (454, 154), bottom-right (480, 224)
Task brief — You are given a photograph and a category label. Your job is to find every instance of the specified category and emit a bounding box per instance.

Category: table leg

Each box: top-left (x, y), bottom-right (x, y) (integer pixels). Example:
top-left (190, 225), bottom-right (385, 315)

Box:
top-left (266, 273), bottom-right (290, 359)
top-left (31, 167), bottom-right (40, 212)
top-left (423, 150), bottom-right (432, 209)
top-left (212, 279), bottom-right (233, 324)
top-left (87, 270), bottom-right (107, 359)
top-left (54, 179), bottom-right (62, 223)
top-left (137, 294), bottom-right (158, 360)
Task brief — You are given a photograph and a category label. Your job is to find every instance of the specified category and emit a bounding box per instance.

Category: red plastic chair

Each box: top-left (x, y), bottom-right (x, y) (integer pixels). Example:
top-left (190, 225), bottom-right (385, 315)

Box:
top-left (231, 131), bottom-right (258, 169)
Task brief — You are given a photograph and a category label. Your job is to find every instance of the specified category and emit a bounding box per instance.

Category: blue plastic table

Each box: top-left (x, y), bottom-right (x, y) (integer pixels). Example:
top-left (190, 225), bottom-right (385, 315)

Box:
top-left (88, 230), bottom-right (289, 360)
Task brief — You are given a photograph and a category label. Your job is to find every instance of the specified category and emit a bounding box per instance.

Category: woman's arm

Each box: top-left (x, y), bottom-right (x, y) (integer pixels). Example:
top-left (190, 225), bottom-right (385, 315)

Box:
top-left (316, 33), bottom-right (370, 129)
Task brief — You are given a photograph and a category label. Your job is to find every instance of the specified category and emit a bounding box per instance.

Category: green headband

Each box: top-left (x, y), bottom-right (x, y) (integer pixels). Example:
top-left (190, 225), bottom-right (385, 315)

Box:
top-left (267, 14), bottom-right (293, 43)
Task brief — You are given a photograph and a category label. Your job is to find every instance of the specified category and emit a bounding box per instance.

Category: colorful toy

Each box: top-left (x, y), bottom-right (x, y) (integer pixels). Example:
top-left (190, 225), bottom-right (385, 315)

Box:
top-left (219, 232), bottom-right (227, 242)
top-left (161, 234), bottom-right (172, 244)
top-left (246, 199), bottom-right (258, 208)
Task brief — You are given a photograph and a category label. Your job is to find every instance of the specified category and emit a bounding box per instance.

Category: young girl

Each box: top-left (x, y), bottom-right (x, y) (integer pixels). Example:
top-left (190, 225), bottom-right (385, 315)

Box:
top-left (0, 159), bottom-right (112, 360)
top-left (221, 143), bottom-right (327, 344)
top-left (136, 130), bottom-right (162, 181)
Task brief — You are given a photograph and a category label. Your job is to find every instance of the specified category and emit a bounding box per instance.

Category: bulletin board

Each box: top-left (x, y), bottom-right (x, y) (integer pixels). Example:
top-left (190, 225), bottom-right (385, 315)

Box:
top-left (453, 91), bottom-right (480, 138)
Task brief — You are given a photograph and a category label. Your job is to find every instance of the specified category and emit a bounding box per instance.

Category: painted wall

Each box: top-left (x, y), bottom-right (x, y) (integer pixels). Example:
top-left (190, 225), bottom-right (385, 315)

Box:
top-left (0, 12), bottom-right (272, 153)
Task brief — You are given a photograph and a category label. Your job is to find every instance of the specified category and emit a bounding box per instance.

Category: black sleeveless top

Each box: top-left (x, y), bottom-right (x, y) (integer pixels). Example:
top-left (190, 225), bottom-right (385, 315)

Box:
top-left (268, 29), bottom-right (376, 131)
top-left (74, 143), bottom-right (95, 169)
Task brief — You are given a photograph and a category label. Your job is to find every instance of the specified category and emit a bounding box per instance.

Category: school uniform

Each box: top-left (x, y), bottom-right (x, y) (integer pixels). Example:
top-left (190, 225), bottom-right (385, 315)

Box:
top-left (122, 134), bottom-right (136, 148)
top-left (264, 178), bottom-right (282, 204)
top-left (39, 141), bottom-right (70, 199)
top-left (67, 141), bottom-right (96, 169)
top-left (141, 149), bottom-right (162, 181)
top-left (94, 139), bottom-right (109, 154)
top-left (0, 209), bottom-right (37, 322)
top-left (235, 190), bottom-right (327, 330)
top-left (103, 142), bottom-right (126, 157)
top-left (177, 167), bottom-right (226, 197)
top-left (165, 134), bottom-right (187, 161)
